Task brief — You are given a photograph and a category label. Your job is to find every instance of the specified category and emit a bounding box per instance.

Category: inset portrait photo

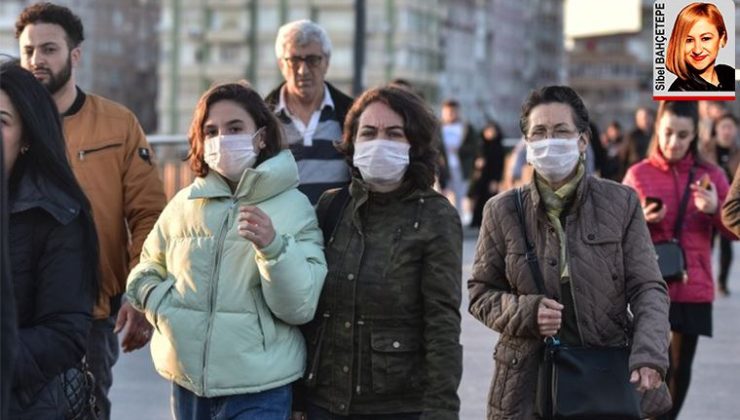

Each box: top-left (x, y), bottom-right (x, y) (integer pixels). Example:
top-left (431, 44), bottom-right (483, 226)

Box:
top-left (653, 0), bottom-right (736, 100)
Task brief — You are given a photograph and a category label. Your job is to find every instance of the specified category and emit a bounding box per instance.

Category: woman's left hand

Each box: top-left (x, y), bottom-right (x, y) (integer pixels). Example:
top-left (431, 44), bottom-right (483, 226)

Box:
top-left (630, 367), bottom-right (662, 392)
top-left (691, 181), bottom-right (718, 214)
top-left (237, 205), bottom-right (276, 249)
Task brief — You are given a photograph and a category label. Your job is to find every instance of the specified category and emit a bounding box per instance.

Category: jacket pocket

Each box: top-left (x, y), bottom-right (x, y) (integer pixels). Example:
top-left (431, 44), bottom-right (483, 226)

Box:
top-left (251, 288), bottom-right (277, 350)
top-left (490, 341), bottom-right (526, 412)
top-left (76, 141), bottom-right (123, 161)
top-left (370, 328), bottom-right (423, 394)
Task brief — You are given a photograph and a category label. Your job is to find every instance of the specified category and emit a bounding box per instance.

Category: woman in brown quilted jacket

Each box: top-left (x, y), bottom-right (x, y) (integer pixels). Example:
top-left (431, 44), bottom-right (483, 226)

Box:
top-left (468, 86), bottom-right (671, 419)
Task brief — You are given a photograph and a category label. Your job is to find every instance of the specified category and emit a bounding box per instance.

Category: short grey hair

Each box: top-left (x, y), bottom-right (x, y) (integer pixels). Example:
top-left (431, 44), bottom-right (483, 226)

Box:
top-left (274, 19), bottom-right (332, 59)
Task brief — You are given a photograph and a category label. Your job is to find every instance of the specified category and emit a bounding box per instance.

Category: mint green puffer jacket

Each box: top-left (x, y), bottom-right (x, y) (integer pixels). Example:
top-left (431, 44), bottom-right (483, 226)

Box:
top-left (126, 150), bottom-right (326, 397)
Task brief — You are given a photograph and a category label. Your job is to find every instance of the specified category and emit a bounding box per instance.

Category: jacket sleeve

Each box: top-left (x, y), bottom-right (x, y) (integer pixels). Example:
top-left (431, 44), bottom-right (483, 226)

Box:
top-left (468, 198), bottom-right (543, 339)
top-left (122, 113), bottom-right (166, 270)
top-left (418, 202), bottom-right (463, 420)
top-left (125, 211), bottom-right (172, 323)
top-left (722, 166), bottom-right (740, 236)
top-left (255, 203), bottom-right (327, 326)
top-left (710, 168), bottom-right (738, 240)
top-left (13, 215), bottom-right (95, 398)
top-left (621, 191), bottom-right (670, 377)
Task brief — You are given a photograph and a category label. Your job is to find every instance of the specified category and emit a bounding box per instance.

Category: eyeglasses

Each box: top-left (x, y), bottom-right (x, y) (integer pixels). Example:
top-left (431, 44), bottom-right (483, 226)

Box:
top-left (527, 127), bottom-right (579, 142)
top-left (283, 54), bottom-right (324, 68)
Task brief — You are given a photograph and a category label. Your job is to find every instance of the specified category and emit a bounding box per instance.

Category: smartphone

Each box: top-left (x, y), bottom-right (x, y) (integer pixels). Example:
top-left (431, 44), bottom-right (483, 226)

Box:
top-left (645, 196), bottom-right (663, 211)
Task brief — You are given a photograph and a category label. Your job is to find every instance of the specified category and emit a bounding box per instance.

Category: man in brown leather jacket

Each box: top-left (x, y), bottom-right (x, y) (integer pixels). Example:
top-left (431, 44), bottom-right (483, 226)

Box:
top-left (16, 4), bottom-right (166, 419)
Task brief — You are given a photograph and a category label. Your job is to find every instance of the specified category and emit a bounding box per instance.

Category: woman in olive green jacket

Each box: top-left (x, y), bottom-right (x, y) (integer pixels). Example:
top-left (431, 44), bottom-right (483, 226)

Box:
top-left (298, 86), bottom-right (463, 420)
top-left (126, 83), bottom-right (326, 419)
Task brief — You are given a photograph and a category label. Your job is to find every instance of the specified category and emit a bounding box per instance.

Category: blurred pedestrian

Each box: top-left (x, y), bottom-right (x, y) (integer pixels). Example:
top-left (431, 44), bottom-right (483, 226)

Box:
top-left (126, 82), bottom-right (326, 420)
top-left (469, 86), bottom-right (670, 419)
top-left (600, 120), bottom-right (629, 181)
top-left (623, 101), bottom-right (735, 420)
top-left (625, 107), bottom-right (655, 167)
top-left (15, 4), bottom-right (166, 418)
top-left (440, 99), bottom-right (480, 222)
top-left (265, 19), bottom-right (353, 204)
top-left (298, 86), bottom-right (462, 419)
top-left (2, 60), bottom-right (98, 419)
top-left (468, 119), bottom-right (505, 228)
top-left (711, 113), bottom-right (740, 295)
top-left (722, 163), bottom-right (740, 237)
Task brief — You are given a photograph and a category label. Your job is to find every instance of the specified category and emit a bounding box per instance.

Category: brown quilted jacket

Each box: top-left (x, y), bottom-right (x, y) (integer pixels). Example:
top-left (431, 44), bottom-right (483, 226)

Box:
top-left (468, 176), bottom-right (670, 419)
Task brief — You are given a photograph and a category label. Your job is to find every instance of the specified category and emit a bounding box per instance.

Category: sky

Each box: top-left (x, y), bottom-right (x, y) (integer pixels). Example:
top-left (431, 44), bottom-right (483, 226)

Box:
top-left (564, 0), bottom-right (641, 38)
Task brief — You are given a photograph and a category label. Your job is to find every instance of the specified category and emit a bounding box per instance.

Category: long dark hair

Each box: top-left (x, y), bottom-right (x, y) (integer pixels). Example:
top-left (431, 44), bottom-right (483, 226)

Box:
top-left (0, 60), bottom-right (98, 294)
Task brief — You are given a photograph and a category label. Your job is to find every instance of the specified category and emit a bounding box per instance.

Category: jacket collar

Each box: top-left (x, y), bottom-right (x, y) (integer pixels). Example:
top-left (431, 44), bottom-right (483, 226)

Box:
top-left (647, 149), bottom-right (695, 173)
top-left (526, 168), bottom-right (591, 218)
top-left (10, 169), bottom-right (80, 225)
top-left (188, 150), bottom-right (299, 202)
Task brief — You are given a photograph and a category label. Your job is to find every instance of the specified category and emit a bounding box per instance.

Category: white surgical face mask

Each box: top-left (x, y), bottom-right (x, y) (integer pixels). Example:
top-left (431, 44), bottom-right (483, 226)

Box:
top-left (353, 139), bottom-right (410, 190)
top-left (526, 137), bottom-right (581, 183)
top-left (204, 128), bottom-right (262, 182)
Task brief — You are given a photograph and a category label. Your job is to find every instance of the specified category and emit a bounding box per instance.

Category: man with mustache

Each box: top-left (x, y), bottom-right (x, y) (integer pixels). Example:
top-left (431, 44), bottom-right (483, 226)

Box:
top-left (265, 19), bottom-right (353, 204)
top-left (15, 3), bottom-right (166, 419)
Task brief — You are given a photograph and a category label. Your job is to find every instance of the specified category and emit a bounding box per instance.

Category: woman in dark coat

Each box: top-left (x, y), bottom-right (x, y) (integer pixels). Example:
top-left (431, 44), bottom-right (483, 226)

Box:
top-left (298, 86), bottom-right (463, 419)
top-left (468, 120), bottom-right (505, 228)
top-left (1, 61), bottom-right (98, 419)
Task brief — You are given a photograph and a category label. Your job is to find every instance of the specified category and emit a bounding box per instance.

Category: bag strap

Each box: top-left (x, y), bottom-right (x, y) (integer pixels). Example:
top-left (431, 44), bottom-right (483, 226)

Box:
top-left (319, 185), bottom-right (350, 243)
top-left (673, 164), bottom-right (697, 241)
top-left (514, 187), bottom-right (547, 296)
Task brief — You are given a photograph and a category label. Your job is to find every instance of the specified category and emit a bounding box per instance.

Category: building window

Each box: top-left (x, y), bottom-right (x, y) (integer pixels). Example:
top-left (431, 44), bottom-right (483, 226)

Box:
top-left (220, 43), bottom-right (242, 62)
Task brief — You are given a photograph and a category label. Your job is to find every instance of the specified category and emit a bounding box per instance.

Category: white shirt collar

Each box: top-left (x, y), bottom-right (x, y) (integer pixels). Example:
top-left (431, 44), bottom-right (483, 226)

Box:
top-left (276, 83), bottom-right (335, 116)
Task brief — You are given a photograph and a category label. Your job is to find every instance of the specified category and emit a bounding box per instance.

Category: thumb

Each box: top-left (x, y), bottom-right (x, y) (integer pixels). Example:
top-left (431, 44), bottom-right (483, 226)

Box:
top-left (630, 370), bottom-right (639, 384)
top-left (113, 307), bottom-right (128, 333)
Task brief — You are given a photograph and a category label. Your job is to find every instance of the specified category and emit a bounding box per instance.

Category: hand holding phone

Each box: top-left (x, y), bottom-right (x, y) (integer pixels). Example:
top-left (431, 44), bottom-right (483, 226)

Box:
top-left (645, 196), bottom-right (663, 212)
top-left (643, 196), bottom-right (666, 223)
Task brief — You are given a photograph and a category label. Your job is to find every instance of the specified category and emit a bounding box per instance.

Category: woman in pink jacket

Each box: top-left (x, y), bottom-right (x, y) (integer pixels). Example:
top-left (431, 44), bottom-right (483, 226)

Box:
top-left (623, 100), bottom-right (735, 420)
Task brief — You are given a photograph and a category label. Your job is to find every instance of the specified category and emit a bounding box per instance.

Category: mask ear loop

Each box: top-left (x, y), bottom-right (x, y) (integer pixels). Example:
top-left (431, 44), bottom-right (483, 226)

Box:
top-left (254, 127), bottom-right (266, 150)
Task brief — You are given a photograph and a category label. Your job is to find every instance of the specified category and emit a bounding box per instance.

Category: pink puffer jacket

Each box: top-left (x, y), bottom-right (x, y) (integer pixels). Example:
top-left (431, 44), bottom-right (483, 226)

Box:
top-left (623, 151), bottom-right (736, 303)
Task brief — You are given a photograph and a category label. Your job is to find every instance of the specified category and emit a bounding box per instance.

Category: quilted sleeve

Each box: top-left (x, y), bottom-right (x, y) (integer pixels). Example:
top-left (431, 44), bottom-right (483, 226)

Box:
top-left (622, 191), bottom-right (670, 377)
top-left (468, 196), bottom-right (544, 339)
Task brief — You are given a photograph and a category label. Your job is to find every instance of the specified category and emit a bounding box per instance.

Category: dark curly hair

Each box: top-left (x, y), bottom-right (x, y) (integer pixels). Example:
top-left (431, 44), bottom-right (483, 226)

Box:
top-left (338, 86), bottom-right (439, 190)
top-left (15, 2), bottom-right (85, 48)
top-left (186, 82), bottom-right (284, 177)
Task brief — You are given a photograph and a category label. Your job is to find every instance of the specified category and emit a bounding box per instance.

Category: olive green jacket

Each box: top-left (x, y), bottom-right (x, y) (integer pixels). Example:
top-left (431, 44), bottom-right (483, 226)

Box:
top-left (303, 179), bottom-right (463, 419)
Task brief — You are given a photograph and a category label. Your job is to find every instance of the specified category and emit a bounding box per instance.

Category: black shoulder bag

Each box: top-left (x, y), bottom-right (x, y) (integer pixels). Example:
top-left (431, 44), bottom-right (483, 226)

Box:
top-left (653, 165), bottom-right (696, 283)
top-left (514, 188), bottom-right (642, 420)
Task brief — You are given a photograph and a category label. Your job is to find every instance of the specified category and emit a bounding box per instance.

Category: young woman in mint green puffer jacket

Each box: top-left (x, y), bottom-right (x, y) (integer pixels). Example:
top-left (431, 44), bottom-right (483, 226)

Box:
top-left (126, 82), bottom-right (327, 420)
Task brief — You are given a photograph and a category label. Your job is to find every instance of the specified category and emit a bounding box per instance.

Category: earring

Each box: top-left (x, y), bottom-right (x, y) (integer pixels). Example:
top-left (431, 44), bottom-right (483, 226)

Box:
top-left (20, 145), bottom-right (30, 155)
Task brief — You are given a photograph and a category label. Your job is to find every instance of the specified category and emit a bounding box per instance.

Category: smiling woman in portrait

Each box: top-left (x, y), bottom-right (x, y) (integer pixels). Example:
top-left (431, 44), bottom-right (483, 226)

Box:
top-left (666, 2), bottom-right (734, 92)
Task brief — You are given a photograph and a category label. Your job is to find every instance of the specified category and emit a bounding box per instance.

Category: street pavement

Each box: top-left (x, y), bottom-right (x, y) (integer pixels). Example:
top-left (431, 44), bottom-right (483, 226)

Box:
top-left (110, 231), bottom-right (740, 419)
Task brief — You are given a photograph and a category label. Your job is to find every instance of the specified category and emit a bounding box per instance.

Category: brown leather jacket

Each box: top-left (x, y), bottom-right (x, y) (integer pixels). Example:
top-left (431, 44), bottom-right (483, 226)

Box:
top-left (63, 90), bottom-right (166, 319)
top-left (468, 176), bottom-right (670, 419)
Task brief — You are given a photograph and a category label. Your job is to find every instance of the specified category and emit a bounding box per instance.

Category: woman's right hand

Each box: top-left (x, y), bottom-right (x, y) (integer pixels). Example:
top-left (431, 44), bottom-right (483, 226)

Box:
top-left (537, 298), bottom-right (564, 337)
top-left (643, 201), bottom-right (667, 223)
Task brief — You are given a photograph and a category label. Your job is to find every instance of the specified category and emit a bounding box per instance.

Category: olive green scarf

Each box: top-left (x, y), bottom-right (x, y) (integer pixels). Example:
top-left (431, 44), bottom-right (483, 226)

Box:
top-left (535, 162), bottom-right (585, 282)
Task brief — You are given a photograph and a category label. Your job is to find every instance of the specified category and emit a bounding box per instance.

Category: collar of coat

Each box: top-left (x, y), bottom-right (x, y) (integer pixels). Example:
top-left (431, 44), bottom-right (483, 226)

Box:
top-left (346, 176), bottom-right (437, 231)
top-left (188, 150), bottom-right (299, 202)
top-left (526, 167), bottom-right (590, 218)
top-left (9, 165), bottom-right (81, 225)
top-left (647, 149), bottom-right (696, 173)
